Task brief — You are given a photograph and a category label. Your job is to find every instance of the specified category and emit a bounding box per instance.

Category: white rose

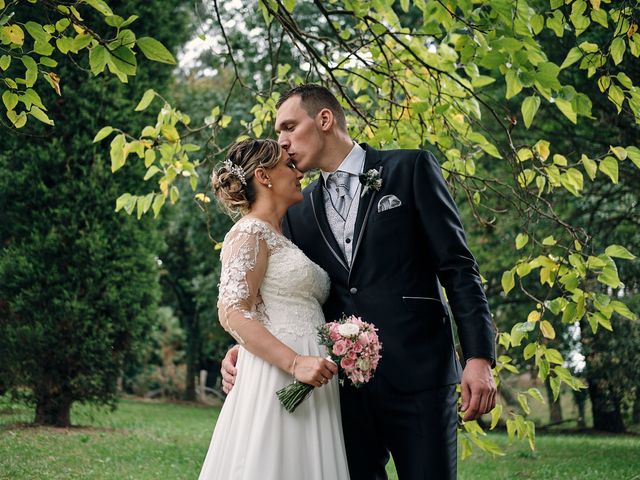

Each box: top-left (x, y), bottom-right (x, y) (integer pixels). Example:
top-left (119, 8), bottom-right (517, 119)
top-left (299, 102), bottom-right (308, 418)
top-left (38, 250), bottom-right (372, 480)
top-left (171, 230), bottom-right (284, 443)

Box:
top-left (338, 323), bottom-right (360, 337)
top-left (356, 358), bottom-right (371, 371)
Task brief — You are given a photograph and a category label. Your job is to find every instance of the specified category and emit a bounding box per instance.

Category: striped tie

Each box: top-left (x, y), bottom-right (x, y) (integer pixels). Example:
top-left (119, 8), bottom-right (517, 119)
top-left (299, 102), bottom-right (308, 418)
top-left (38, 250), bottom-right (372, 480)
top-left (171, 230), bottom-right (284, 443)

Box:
top-left (329, 171), bottom-right (351, 219)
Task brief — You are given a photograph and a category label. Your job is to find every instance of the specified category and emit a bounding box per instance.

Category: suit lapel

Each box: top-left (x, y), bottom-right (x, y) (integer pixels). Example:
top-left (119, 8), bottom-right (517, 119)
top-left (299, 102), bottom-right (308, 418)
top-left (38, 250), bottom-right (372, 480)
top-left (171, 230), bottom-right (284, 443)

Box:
top-left (310, 178), bottom-right (349, 272)
top-left (350, 144), bottom-right (383, 271)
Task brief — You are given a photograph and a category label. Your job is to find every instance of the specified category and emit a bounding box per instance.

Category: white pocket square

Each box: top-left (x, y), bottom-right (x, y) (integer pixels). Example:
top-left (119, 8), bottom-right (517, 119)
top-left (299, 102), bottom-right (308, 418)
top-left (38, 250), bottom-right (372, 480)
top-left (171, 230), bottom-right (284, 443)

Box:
top-left (377, 194), bottom-right (402, 212)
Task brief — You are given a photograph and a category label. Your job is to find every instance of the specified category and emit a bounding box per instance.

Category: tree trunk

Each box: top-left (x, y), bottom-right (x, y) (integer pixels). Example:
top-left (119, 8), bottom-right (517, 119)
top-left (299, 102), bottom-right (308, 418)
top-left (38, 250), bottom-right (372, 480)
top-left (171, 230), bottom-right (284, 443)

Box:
top-left (572, 389), bottom-right (588, 429)
top-left (588, 380), bottom-right (625, 433)
top-left (544, 377), bottom-right (563, 424)
top-left (632, 388), bottom-right (640, 425)
top-left (34, 394), bottom-right (72, 427)
top-left (183, 313), bottom-right (201, 402)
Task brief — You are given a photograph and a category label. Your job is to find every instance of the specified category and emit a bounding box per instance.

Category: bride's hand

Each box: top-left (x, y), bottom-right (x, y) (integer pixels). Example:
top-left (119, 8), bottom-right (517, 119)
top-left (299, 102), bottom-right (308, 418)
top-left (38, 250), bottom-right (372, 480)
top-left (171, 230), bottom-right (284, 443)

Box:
top-left (293, 356), bottom-right (338, 388)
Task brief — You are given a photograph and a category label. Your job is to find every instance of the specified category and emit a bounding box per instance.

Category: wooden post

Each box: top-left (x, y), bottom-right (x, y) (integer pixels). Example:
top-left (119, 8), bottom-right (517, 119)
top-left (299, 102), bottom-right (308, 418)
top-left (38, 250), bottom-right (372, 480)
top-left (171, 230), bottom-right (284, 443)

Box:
top-left (199, 369), bottom-right (207, 402)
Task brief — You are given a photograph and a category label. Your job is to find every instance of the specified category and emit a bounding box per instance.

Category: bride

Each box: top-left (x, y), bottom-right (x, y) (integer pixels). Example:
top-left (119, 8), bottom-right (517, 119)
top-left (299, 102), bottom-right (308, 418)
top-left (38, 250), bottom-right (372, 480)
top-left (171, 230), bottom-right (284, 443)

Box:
top-left (198, 139), bottom-right (351, 480)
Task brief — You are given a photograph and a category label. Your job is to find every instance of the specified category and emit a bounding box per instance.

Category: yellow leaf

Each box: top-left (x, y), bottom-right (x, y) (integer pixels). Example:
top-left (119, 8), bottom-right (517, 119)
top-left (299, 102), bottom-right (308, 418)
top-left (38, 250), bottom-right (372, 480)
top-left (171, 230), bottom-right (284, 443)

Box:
top-left (590, 0), bottom-right (600, 9)
top-left (2, 25), bottom-right (25, 46)
top-left (540, 320), bottom-right (556, 339)
top-left (47, 72), bottom-right (61, 95)
top-left (527, 311), bottom-right (541, 323)
top-left (534, 140), bottom-right (550, 161)
top-left (161, 124), bottom-right (180, 142)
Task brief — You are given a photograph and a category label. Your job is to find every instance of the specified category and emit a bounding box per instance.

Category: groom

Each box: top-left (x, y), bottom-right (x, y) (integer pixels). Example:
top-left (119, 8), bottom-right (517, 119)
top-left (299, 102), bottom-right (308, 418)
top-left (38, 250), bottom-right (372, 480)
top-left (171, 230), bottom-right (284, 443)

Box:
top-left (221, 84), bottom-right (496, 479)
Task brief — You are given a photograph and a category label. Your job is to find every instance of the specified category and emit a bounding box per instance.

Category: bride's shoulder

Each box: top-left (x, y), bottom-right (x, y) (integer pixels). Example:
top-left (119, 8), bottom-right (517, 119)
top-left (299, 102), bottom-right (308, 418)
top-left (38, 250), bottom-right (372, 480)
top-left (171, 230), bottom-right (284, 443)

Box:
top-left (225, 217), bottom-right (279, 248)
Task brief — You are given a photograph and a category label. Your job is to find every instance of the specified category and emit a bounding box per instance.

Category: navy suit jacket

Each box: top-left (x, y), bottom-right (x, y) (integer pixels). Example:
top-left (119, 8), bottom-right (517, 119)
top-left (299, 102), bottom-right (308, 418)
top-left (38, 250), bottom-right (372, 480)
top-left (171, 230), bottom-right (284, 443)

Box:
top-left (283, 144), bottom-right (495, 392)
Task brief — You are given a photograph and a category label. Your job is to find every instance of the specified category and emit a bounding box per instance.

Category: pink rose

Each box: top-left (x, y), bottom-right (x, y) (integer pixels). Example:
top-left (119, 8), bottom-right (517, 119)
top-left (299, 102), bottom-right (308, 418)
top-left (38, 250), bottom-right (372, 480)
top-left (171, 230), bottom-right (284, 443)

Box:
top-left (352, 342), bottom-right (363, 353)
top-left (357, 333), bottom-right (370, 346)
top-left (329, 330), bottom-right (340, 341)
top-left (340, 357), bottom-right (356, 371)
top-left (333, 339), bottom-right (348, 356)
top-left (347, 350), bottom-right (357, 360)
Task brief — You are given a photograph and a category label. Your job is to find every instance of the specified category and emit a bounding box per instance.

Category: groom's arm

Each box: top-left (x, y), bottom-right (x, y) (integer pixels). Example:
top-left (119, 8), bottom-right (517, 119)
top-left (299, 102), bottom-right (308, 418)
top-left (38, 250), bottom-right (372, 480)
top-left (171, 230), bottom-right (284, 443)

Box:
top-left (412, 150), bottom-right (496, 420)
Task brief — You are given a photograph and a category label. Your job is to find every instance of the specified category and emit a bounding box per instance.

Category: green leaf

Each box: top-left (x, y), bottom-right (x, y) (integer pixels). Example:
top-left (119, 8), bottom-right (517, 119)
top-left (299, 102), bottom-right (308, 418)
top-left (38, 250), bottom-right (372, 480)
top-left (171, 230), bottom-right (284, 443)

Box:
top-left (591, 8), bottom-right (607, 28)
top-left (0, 55), bottom-right (10, 70)
top-left (610, 301), bottom-right (637, 321)
top-left (545, 348), bottom-right (564, 365)
top-left (25, 21), bottom-right (51, 43)
top-left (560, 47), bottom-right (583, 69)
top-left (39, 57), bottom-right (58, 68)
top-left (137, 37), bottom-right (176, 65)
top-left (144, 149), bottom-right (156, 168)
top-left (517, 393), bottom-right (530, 415)
top-left (6, 109), bottom-right (27, 128)
top-left (555, 98), bottom-right (577, 124)
top-left (152, 193), bottom-right (165, 217)
top-left (610, 37), bottom-right (625, 65)
top-left (627, 146), bottom-right (640, 169)
top-left (2, 90), bottom-right (18, 110)
top-left (83, 0), bottom-right (113, 16)
top-left (608, 84), bottom-right (624, 112)
top-left (609, 145), bottom-right (627, 160)
top-left (515, 233), bottom-right (529, 250)
top-left (21, 55), bottom-right (38, 87)
top-left (549, 376), bottom-right (561, 401)
top-left (542, 236), bottom-right (557, 246)
top-left (144, 165), bottom-right (161, 180)
top-left (115, 193), bottom-right (132, 212)
top-left (93, 126), bottom-right (113, 143)
top-left (599, 156), bottom-right (619, 183)
top-left (523, 342), bottom-right (537, 360)
top-left (581, 154), bottom-right (597, 180)
top-left (135, 89), bottom-right (156, 111)
top-left (521, 95), bottom-right (540, 128)
top-left (89, 45), bottom-right (108, 75)
top-left (490, 404), bottom-right (502, 429)
top-left (501, 269), bottom-right (515, 295)
top-left (110, 134), bottom-right (126, 172)
top-left (505, 69), bottom-right (523, 99)
top-left (597, 263), bottom-right (622, 288)
top-left (605, 245), bottom-right (635, 260)
top-left (527, 388), bottom-right (545, 403)
top-left (283, 0), bottom-right (295, 13)
top-left (531, 14), bottom-right (544, 34)
top-left (29, 105), bottom-right (54, 125)
top-left (169, 185), bottom-right (179, 204)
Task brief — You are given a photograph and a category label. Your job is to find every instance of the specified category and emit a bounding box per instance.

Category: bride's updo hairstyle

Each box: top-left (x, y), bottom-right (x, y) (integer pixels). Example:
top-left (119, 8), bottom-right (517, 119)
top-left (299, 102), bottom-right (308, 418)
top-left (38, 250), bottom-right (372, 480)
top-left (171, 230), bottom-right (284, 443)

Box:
top-left (211, 138), bottom-right (281, 216)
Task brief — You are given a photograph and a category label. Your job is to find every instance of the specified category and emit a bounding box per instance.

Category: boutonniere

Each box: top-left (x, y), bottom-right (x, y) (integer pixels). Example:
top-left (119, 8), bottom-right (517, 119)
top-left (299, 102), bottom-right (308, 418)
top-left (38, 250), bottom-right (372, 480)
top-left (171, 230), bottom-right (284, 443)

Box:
top-left (359, 167), bottom-right (383, 197)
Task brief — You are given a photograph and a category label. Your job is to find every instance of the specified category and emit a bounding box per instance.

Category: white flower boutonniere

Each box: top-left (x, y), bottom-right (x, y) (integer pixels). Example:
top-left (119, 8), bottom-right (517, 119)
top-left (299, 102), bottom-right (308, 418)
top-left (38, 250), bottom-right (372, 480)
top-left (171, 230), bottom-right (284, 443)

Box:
top-left (359, 167), bottom-right (383, 197)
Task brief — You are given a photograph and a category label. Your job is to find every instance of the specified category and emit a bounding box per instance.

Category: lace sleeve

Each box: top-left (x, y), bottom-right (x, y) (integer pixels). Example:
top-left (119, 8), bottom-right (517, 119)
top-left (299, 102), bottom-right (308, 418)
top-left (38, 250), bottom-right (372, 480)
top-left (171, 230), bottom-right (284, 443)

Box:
top-left (217, 221), bottom-right (272, 344)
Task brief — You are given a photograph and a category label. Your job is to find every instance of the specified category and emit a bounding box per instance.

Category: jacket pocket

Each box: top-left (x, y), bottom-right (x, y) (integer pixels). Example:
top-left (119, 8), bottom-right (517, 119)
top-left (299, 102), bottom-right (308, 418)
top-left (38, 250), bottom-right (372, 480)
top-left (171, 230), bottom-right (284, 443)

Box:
top-left (402, 296), bottom-right (448, 319)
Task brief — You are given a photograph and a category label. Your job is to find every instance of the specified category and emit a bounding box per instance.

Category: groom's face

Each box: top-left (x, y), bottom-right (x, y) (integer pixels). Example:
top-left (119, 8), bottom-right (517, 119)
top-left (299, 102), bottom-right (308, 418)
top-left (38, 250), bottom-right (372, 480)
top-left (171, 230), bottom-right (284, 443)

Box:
top-left (275, 96), bottom-right (324, 172)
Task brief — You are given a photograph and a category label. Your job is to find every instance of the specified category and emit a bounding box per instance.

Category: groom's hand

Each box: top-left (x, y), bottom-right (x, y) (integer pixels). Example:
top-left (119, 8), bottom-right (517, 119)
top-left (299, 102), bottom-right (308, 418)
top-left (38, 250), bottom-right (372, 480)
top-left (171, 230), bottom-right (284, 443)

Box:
top-left (460, 357), bottom-right (496, 421)
top-left (220, 345), bottom-right (240, 394)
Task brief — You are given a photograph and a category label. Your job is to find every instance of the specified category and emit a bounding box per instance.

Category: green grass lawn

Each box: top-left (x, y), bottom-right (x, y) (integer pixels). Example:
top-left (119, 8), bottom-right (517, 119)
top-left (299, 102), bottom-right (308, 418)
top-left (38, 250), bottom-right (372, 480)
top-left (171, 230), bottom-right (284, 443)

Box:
top-left (1, 396), bottom-right (639, 479)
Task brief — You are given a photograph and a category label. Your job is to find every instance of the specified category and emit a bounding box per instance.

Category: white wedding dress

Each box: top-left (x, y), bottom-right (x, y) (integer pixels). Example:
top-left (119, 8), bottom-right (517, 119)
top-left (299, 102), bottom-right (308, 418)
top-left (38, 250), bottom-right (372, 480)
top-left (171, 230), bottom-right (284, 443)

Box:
top-left (199, 217), bottom-right (350, 480)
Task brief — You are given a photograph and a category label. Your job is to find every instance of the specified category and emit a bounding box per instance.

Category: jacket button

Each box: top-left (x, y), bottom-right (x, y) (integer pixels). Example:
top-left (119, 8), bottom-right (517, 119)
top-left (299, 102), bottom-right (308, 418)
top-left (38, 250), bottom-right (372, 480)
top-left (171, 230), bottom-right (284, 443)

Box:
top-left (349, 287), bottom-right (358, 294)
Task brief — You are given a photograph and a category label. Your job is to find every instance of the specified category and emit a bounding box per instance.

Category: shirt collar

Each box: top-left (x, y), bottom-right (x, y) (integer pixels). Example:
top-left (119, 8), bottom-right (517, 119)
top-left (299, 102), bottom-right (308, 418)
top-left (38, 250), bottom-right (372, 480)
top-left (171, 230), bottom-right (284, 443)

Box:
top-left (321, 142), bottom-right (366, 183)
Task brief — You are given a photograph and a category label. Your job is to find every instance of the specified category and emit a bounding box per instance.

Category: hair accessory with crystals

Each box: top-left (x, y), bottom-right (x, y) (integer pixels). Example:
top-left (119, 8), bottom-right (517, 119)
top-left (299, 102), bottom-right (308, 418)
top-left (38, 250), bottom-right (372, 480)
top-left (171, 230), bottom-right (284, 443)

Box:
top-left (222, 158), bottom-right (247, 185)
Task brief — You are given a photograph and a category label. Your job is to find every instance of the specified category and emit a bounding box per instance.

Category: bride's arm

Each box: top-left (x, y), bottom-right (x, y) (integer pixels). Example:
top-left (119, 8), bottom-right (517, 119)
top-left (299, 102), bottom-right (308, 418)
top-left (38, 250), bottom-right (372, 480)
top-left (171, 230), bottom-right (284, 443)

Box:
top-left (218, 227), bottom-right (336, 386)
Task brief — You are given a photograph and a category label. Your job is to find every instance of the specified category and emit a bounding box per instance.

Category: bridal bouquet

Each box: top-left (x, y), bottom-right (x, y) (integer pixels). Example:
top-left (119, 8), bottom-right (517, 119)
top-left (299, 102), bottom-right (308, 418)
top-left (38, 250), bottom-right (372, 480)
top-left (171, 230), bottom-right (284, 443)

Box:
top-left (277, 315), bottom-right (382, 413)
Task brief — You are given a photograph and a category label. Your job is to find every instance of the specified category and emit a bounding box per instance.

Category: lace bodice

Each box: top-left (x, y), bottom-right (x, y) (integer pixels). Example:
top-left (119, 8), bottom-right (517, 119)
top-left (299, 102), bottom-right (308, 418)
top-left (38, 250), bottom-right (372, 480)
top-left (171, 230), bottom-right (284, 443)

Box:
top-left (217, 217), bottom-right (330, 341)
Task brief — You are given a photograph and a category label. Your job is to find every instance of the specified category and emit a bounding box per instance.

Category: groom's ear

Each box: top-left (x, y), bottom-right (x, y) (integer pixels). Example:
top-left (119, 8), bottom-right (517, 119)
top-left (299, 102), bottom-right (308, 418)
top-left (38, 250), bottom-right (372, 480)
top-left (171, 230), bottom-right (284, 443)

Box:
top-left (317, 108), bottom-right (334, 132)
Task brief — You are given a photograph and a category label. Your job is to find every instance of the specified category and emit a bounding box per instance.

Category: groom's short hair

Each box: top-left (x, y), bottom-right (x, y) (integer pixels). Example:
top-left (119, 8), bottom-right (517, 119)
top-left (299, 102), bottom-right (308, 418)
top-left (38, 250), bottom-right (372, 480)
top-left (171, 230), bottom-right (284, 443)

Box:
top-left (277, 84), bottom-right (347, 132)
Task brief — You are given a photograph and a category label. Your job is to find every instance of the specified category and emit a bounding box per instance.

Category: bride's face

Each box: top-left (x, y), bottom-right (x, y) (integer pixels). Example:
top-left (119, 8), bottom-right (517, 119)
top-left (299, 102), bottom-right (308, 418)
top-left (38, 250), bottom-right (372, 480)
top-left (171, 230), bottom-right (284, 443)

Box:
top-left (267, 148), bottom-right (304, 207)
